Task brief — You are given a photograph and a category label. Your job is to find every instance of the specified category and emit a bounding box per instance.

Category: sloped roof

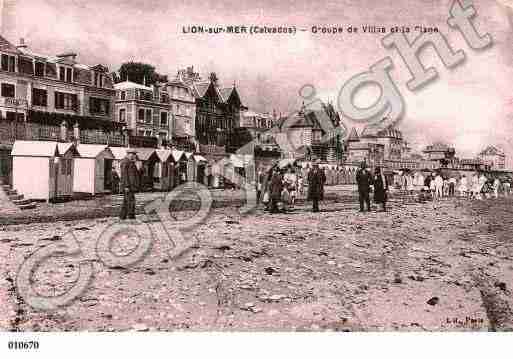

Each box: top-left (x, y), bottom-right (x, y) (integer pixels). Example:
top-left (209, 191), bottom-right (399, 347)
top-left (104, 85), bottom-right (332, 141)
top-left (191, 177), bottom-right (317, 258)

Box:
top-left (57, 142), bottom-right (74, 156)
top-left (114, 80), bottom-right (152, 91)
top-left (76, 144), bottom-right (113, 159)
top-left (0, 35), bottom-right (21, 54)
top-left (11, 141), bottom-right (58, 157)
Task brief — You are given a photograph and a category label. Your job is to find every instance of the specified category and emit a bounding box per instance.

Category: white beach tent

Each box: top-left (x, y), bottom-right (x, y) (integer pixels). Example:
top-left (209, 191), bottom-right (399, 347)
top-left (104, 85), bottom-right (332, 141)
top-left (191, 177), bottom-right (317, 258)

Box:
top-left (73, 144), bottom-right (115, 195)
top-left (11, 141), bottom-right (78, 201)
top-left (155, 149), bottom-right (174, 191)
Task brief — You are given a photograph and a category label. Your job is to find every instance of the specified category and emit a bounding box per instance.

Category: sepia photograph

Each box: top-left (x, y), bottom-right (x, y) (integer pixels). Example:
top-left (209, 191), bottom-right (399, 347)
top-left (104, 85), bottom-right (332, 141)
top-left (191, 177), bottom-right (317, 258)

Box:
top-left (0, 0), bottom-right (512, 357)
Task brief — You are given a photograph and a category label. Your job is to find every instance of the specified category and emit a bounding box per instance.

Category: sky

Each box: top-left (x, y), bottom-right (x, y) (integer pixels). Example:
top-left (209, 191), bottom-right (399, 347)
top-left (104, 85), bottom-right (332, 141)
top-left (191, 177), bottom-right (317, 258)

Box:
top-left (2, 0), bottom-right (513, 165)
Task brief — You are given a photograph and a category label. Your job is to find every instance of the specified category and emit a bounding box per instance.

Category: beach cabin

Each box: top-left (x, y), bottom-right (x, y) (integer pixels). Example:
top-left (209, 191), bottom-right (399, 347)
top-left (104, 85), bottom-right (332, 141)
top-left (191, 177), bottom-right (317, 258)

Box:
top-left (133, 148), bottom-right (159, 191)
top-left (73, 144), bottom-right (115, 195)
top-left (155, 149), bottom-right (175, 191)
top-left (11, 141), bottom-right (78, 201)
top-left (194, 154), bottom-right (208, 185)
top-left (171, 150), bottom-right (188, 186)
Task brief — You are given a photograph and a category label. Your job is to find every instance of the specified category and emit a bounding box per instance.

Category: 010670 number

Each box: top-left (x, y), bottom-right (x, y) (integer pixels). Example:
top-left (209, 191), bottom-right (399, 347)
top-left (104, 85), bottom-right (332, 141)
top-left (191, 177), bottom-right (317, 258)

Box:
top-left (8, 341), bottom-right (39, 350)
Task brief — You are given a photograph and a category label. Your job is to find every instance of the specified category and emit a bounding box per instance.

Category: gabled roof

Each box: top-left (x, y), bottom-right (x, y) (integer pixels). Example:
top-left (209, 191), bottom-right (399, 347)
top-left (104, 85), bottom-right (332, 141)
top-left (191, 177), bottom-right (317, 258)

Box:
top-left (11, 141), bottom-right (59, 157)
top-left (192, 82), bottom-right (211, 99)
top-left (114, 80), bottom-right (153, 91)
top-left (479, 145), bottom-right (503, 156)
top-left (171, 150), bottom-right (186, 162)
top-left (156, 149), bottom-right (173, 162)
top-left (76, 144), bottom-right (113, 159)
top-left (219, 87), bottom-right (234, 102)
top-left (133, 148), bottom-right (157, 161)
top-left (110, 147), bottom-right (134, 160)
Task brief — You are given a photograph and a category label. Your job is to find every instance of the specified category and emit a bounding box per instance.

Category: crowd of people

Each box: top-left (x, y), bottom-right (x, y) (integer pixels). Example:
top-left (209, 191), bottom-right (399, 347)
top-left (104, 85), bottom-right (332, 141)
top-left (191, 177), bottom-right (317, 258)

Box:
top-left (254, 160), bottom-right (512, 214)
top-left (393, 170), bottom-right (512, 201)
top-left (256, 160), bottom-right (327, 213)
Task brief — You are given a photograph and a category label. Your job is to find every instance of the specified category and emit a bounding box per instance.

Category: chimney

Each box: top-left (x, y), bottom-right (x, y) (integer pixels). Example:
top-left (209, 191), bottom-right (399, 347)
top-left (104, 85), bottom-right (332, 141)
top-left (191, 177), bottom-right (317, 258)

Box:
top-left (16, 38), bottom-right (27, 50)
top-left (73, 122), bottom-right (80, 144)
top-left (60, 121), bottom-right (68, 142)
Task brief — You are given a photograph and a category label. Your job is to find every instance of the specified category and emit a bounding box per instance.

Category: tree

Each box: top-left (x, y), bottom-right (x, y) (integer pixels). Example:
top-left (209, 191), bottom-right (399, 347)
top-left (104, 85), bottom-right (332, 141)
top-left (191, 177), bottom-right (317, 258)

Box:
top-left (115, 62), bottom-right (168, 85)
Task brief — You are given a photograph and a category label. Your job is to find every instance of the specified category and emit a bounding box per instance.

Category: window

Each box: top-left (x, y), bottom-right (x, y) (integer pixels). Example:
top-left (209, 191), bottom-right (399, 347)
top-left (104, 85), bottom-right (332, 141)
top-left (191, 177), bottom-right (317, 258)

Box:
top-left (93, 73), bottom-right (104, 88)
top-left (145, 109), bottom-right (152, 123)
top-left (161, 93), bottom-right (169, 103)
top-left (120, 91), bottom-right (126, 100)
top-left (89, 97), bottom-right (110, 116)
top-left (119, 108), bottom-right (126, 122)
top-left (32, 88), bottom-right (47, 107)
top-left (66, 68), bottom-right (73, 83)
top-left (1, 83), bottom-right (15, 98)
top-left (35, 61), bottom-right (45, 77)
top-left (59, 67), bottom-right (73, 82)
top-left (145, 130), bottom-right (153, 137)
top-left (1, 54), bottom-right (15, 72)
top-left (160, 112), bottom-right (168, 127)
top-left (5, 112), bottom-right (23, 121)
top-left (138, 108), bottom-right (145, 122)
top-left (55, 92), bottom-right (78, 111)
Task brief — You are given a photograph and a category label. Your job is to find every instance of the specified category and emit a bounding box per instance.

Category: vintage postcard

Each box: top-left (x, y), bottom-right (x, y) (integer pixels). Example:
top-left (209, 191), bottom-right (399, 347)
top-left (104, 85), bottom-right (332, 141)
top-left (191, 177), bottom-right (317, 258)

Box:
top-left (0, 0), bottom-right (512, 356)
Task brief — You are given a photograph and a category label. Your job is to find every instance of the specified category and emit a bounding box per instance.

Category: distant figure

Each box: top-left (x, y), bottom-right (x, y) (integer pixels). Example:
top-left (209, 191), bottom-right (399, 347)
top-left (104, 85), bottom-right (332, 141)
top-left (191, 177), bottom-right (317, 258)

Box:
top-left (111, 168), bottom-right (120, 194)
top-left (434, 173), bottom-right (444, 200)
top-left (356, 161), bottom-right (372, 212)
top-left (120, 149), bottom-right (139, 220)
top-left (448, 176), bottom-right (456, 197)
top-left (269, 167), bottom-right (283, 214)
top-left (493, 177), bottom-right (501, 199)
top-left (256, 169), bottom-right (264, 204)
top-left (373, 166), bottom-right (388, 212)
top-left (308, 160), bottom-right (324, 212)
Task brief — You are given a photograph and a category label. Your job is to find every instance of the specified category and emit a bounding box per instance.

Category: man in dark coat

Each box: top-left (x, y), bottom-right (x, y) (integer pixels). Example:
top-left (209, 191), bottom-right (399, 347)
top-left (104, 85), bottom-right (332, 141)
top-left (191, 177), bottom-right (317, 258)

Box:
top-left (373, 166), bottom-right (389, 212)
top-left (119, 149), bottom-right (140, 220)
top-left (356, 161), bottom-right (372, 212)
top-left (308, 161), bottom-right (324, 212)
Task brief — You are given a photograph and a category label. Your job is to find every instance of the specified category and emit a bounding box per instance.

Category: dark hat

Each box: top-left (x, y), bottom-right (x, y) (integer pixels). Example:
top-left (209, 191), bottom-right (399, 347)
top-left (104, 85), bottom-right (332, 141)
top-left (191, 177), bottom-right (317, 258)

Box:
top-left (126, 148), bottom-right (137, 154)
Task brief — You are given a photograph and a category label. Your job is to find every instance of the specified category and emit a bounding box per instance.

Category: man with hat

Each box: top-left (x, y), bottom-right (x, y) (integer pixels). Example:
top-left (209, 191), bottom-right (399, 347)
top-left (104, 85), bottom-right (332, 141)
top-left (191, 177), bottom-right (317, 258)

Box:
top-left (119, 148), bottom-right (140, 220)
top-left (308, 159), bottom-right (324, 212)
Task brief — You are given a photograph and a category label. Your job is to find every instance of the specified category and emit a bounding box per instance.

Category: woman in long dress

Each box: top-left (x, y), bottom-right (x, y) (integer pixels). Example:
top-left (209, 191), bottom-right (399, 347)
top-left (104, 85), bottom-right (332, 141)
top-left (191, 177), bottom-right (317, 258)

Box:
top-left (458, 175), bottom-right (468, 198)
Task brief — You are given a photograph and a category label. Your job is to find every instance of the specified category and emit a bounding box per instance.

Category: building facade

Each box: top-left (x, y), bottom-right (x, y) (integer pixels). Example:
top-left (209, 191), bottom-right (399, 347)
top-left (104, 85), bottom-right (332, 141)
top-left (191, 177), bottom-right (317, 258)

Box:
top-left (165, 70), bottom-right (197, 152)
top-left (478, 145), bottom-right (506, 170)
top-left (188, 72), bottom-right (245, 157)
top-left (114, 80), bottom-right (171, 148)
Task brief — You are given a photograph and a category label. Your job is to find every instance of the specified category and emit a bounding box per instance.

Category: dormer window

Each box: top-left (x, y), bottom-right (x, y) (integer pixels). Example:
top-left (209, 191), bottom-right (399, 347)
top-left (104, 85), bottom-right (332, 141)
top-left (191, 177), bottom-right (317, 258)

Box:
top-left (35, 61), bottom-right (45, 77)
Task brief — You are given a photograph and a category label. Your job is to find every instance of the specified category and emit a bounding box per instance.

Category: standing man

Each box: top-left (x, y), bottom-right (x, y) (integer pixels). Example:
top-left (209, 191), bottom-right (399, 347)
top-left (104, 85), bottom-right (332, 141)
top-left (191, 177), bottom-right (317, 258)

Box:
top-left (373, 166), bottom-right (389, 212)
top-left (308, 160), bottom-right (323, 212)
top-left (120, 149), bottom-right (139, 220)
top-left (356, 161), bottom-right (372, 212)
